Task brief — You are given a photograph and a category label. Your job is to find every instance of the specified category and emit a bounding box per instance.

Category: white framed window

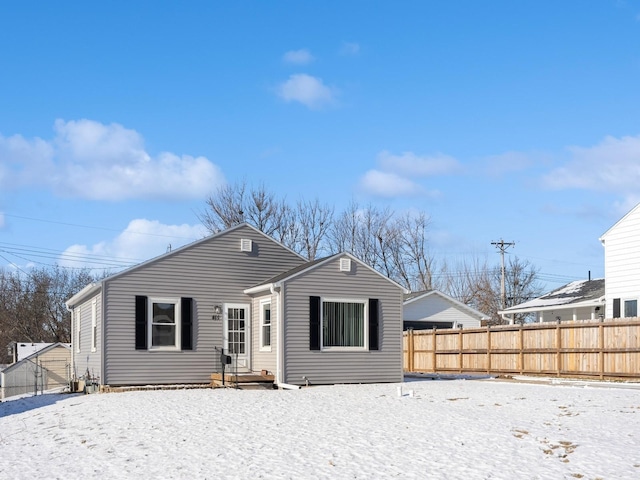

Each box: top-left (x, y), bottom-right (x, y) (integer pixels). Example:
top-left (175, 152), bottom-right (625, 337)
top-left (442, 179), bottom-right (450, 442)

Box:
top-left (260, 299), bottom-right (272, 351)
top-left (75, 306), bottom-right (81, 353)
top-left (322, 298), bottom-right (367, 351)
top-left (624, 299), bottom-right (638, 318)
top-left (91, 298), bottom-right (97, 352)
top-left (148, 297), bottom-right (181, 350)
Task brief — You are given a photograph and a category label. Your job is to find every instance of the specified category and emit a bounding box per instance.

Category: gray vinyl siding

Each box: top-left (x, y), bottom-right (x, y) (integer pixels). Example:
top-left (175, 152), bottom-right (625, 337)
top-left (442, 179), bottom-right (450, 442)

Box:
top-left (102, 226), bottom-right (304, 386)
top-left (72, 292), bottom-right (102, 380)
top-left (282, 256), bottom-right (404, 385)
top-left (250, 293), bottom-right (277, 375)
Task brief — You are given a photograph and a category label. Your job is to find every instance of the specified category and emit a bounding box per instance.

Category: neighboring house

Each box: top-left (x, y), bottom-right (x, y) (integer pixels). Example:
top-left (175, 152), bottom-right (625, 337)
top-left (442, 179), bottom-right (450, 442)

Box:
top-left (0, 343), bottom-right (71, 400)
top-left (65, 223), bottom-right (406, 388)
top-left (498, 279), bottom-right (605, 324)
top-left (403, 290), bottom-right (489, 330)
top-left (8, 342), bottom-right (70, 363)
top-left (599, 202), bottom-right (640, 320)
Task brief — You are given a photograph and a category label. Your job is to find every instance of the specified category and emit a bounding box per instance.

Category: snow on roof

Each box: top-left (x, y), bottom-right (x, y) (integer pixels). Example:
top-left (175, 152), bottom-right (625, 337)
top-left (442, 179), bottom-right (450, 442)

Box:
top-left (501, 278), bottom-right (605, 313)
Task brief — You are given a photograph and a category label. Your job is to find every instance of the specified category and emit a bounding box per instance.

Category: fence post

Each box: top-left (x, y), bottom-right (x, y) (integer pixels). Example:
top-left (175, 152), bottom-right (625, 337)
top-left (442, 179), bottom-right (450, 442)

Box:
top-left (486, 325), bottom-right (492, 374)
top-left (408, 329), bottom-right (414, 373)
top-left (556, 320), bottom-right (561, 377)
top-left (519, 325), bottom-right (524, 375)
top-left (458, 327), bottom-right (463, 373)
top-left (432, 328), bottom-right (437, 373)
top-left (599, 318), bottom-right (605, 380)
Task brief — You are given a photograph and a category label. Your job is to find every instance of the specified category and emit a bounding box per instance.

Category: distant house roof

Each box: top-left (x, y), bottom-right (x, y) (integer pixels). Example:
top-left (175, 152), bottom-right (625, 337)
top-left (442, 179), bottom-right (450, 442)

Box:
top-left (499, 278), bottom-right (605, 315)
top-left (403, 290), bottom-right (490, 321)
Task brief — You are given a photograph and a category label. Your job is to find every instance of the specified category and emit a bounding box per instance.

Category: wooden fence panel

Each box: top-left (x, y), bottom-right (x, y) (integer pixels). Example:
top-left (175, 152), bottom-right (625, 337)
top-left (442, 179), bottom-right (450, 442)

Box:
top-left (404, 319), bottom-right (640, 381)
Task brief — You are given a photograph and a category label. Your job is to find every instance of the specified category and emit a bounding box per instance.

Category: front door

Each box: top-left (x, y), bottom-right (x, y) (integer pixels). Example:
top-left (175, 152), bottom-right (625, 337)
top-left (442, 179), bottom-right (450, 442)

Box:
top-left (223, 303), bottom-right (250, 371)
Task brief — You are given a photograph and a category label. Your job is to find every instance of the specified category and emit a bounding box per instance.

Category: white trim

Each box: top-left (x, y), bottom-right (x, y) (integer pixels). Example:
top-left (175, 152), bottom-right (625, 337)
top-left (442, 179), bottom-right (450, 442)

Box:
top-left (66, 282), bottom-right (101, 308)
top-left (599, 202), bottom-right (640, 243)
top-left (147, 297), bottom-right (181, 351)
top-left (259, 298), bottom-right (272, 352)
top-left (223, 302), bottom-right (251, 369)
top-left (91, 298), bottom-right (97, 352)
top-left (75, 306), bottom-right (81, 354)
top-left (321, 297), bottom-right (369, 352)
top-left (275, 285), bottom-right (284, 384)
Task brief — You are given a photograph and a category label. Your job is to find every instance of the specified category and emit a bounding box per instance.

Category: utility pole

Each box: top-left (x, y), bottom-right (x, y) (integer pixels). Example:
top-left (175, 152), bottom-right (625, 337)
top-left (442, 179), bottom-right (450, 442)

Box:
top-left (491, 239), bottom-right (515, 310)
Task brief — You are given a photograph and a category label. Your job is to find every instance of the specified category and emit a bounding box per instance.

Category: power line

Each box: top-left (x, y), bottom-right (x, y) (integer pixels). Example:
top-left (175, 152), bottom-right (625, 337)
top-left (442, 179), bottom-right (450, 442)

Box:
top-left (2, 212), bottom-right (203, 241)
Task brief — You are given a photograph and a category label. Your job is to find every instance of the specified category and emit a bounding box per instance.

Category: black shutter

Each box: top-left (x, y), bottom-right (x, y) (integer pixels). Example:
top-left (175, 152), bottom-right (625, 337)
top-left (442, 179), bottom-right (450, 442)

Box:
top-left (135, 296), bottom-right (148, 350)
top-left (369, 298), bottom-right (379, 351)
top-left (613, 298), bottom-right (621, 318)
top-left (181, 297), bottom-right (193, 350)
top-left (310, 296), bottom-right (321, 350)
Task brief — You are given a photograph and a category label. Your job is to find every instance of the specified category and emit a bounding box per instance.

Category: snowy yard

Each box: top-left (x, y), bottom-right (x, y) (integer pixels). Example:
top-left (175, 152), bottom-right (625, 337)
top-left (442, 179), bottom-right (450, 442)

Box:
top-left (1, 376), bottom-right (639, 479)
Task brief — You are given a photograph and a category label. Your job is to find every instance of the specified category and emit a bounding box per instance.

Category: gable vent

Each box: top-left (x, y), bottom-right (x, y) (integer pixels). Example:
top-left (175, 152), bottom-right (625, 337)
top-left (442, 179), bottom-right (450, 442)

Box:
top-left (240, 238), bottom-right (253, 252)
top-left (339, 258), bottom-right (351, 272)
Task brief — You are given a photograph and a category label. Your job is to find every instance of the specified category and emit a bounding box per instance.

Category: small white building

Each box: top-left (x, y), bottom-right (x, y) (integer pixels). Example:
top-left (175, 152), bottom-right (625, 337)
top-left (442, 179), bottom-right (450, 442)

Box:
top-left (403, 290), bottom-right (489, 330)
top-left (599, 202), bottom-right (640, 319)
top-left (1, 343), bottom-right (71, 400)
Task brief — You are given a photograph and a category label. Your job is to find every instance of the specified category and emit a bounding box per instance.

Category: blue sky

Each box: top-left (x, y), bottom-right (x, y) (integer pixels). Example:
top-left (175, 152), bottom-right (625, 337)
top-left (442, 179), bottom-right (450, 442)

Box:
top-left (1, 1), bottom-right (640, 290)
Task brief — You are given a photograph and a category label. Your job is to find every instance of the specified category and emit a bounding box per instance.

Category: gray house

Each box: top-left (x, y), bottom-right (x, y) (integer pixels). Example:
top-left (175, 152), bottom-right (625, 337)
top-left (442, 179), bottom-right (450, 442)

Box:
top-left (65, 224), bottom-right (406, 387)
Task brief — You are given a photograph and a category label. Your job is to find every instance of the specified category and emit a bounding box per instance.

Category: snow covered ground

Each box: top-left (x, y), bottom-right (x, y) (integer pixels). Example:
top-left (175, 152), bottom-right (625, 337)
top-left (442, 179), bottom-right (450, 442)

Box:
top-left (1, 376), bottom-right (639, 479)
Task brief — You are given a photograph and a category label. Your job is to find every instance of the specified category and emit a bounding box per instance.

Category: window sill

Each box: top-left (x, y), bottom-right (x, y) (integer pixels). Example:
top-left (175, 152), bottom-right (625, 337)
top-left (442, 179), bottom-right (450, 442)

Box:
top-left (321, 347), bottom-right (369, 352)
top-left (260, 347), bottom-right (272, 352)
top-left (148, 346), bottom-right (181, 352)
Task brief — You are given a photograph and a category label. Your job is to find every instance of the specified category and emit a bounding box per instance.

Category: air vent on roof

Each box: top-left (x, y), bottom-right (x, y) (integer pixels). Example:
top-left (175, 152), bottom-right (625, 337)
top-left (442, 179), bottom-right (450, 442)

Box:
top-left (339, 258), bottom-right (351, 272)
top-left (240, 238), bottom-right (253, 252)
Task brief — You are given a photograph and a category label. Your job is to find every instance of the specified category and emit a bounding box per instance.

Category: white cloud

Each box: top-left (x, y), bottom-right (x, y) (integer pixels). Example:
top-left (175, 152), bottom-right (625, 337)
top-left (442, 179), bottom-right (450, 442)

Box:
top-left (276, 74), bottom-right (337, 109)
top-left (340, 42), bottom-right (360, 55)
top-left (59, 219), bottom-right (209, 270)
top-left (359, 170), bottom-right (426, 197)
top-left (377, 151), bottom-right (462, 176)
top-left (542, 134), bottom-right (640, 194)
top-left (359, 150), bottom-right (460, 198)
top-left (282, 49), bottom-right (314, 65)
top-left (0, 119), bottom-right (225, 201)
top-left (0, 211), bottom-right (4, 229)
top-left (483, 151), bottom-right (536, 176)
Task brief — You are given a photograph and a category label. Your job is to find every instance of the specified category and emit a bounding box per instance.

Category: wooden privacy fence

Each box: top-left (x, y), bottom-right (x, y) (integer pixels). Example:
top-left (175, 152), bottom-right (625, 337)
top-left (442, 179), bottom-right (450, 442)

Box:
top-left (403, 319), bottom-right (640, 381)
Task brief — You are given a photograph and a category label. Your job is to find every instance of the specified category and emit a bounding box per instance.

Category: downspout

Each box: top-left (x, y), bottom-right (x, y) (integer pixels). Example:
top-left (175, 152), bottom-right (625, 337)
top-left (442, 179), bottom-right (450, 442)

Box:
top-left (100, 284), bottom-right (106, 387)
top-left (271, 282), bottom-right (284, 385)
top-left (65, 304), bottom-right (76, 381)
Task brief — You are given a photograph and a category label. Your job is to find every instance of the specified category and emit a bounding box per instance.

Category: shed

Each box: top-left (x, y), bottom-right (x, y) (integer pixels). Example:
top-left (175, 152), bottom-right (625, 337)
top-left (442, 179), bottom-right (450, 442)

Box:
top-left (0, 343), bottom-right (71, 400)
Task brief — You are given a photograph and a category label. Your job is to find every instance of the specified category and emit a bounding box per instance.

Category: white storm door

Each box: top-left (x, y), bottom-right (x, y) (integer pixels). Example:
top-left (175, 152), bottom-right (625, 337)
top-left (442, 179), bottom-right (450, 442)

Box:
top-left (223, 303), bottom-right (250, 370)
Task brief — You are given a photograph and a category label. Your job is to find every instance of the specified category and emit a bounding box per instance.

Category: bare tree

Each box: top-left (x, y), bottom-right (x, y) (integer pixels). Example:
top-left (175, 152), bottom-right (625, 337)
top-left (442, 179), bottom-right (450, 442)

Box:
top-left (199, 181), bottom-right (248, 232)
top-left (395, 212), bottom-right (436, 291)
top-left (467, 256), bottom-right (543, 325)
top-left (295, 199), bottom-right (334, 260)
top-left (0, 267), bottom-right (98, 363)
